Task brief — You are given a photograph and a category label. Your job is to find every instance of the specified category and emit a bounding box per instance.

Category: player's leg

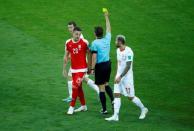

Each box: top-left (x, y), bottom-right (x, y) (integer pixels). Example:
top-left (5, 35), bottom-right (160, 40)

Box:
top-left (127, 85), bottom-right (148, 119)
top-left (74, 86), bottom-right (87, 112)
top-left (105, 82), bottom-right (114, 106)
top-left (98, 84), bottom-right (107, 114)
top-left (105, 61), bottom-right (114, 104)
top-left (74, 73), bottom-right (87, 112)
top-left (67, 76), bottom-right (73, 98)
top-left (63, 69), bottom-right (73, 102)
top-left (84, 76), bottom-right (99, 94)
top-left (105, 83), bottom-right (121, 121)
top-left (67, 73), bottom-right (79, 115)
top-left (95, 63), bottom-right (108, 114)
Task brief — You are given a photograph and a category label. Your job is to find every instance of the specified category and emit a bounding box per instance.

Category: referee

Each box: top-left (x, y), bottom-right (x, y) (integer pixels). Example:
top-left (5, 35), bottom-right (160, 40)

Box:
top-left (90, 10), bottom-right (114, 114)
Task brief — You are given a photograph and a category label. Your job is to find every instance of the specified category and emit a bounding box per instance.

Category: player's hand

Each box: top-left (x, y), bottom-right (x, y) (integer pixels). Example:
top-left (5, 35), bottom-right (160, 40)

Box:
top-left (103, 8), bottom-right (109, 16)
top-left (104, 11), bottom-right (109, 17)
top-left (62, 69), bottom-right (68, 78)
top-left (115, 76), bottom-right (122, 83)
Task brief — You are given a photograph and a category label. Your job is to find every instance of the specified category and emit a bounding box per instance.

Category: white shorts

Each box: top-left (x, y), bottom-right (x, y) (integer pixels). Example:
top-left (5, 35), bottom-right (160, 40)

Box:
top-left (114, 74), bottom-right (135, 97)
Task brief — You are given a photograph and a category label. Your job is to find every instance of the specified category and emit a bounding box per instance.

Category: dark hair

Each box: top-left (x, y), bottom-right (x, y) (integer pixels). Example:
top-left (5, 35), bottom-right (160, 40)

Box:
top-left (73, 26), bottom-right (82, 32)
top-left (117, 37), bottom-right (125, 44)
top-left (94, 26), bottom-right (103, 38)
top-left (68, 21), bottom-right (77, 27)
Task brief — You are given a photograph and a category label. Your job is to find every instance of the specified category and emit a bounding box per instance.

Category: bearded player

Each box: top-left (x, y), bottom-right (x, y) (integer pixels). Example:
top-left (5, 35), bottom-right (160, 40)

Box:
top-left (64, 27), bottom-right (89, 114)
top-left (105, 35), bottom-right (148, 121)
top-left (63, 22), bottom-right (99, 103)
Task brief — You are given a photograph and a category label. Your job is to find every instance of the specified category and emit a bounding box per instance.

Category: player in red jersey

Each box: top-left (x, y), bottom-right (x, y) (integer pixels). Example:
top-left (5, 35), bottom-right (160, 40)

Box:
top-left (64, 26), bottom-right (89, 115)
top-left (62, 21), bottom-right (99, 103)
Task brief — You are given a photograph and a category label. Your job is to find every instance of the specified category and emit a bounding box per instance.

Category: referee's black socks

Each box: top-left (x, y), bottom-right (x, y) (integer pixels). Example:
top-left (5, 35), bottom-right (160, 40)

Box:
top-left (99, 92), bottom-right (106, 111)
top-left (105, 85), bottom-right (114, 102)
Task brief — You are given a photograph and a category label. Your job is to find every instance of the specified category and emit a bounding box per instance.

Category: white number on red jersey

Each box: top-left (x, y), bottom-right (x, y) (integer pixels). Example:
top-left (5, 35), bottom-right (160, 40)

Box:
top-left (73, 48), bottom-right (79, 54)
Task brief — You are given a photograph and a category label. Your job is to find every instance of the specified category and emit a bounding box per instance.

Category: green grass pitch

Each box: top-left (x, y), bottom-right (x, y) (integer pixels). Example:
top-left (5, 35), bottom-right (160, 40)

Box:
top-left (0, 0), bottom-right (194, 130)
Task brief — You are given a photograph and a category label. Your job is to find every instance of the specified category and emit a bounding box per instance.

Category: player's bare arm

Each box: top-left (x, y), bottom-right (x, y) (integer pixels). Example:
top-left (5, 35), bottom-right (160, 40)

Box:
top-left (104, 12), bottom-right (111, 33)
top-left (63, 50), bottom-right (70, 77)
top-left (115, 61), bottom-right (131, 83)
top-left (87, 49), bottom-right (92, 71)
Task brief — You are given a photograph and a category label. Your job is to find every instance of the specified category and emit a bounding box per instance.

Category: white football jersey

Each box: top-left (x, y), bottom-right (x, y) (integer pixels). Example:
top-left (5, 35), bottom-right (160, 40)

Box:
top-left (117, 46), bottom-right (133, 77)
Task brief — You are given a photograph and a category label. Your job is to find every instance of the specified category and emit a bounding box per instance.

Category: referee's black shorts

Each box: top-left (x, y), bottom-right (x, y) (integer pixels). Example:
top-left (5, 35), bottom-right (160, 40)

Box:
top-left (95, 60), bottom-right (111, 85)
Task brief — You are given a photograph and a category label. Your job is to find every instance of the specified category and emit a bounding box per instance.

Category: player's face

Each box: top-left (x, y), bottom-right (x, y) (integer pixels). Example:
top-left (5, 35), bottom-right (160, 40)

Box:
top-left (68, 24), bottom-right (75, 34)
top-left (72, 31), bottom-right (81, 42)
top-left (115, 39), bottom-right (120, 48)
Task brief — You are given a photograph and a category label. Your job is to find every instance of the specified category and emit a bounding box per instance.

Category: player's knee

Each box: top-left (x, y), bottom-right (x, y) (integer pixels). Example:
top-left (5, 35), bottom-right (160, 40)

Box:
top-left (68, 76), bottom-right (72, 81)
top-left (72, 81), bottom-right (80, 89)
top-left (72, 84), bottom-right (78, 89)
top-left (99, 85), bottom-right (105, 92)
top-left (83, 77), bottom-right (89, 82)
top-left (99, 88), bottom-right (105, 92)
top-left (114, 93), bottom-right (120, 98)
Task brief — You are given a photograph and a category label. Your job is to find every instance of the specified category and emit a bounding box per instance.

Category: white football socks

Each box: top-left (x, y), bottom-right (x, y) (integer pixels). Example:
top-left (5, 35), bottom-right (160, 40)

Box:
top-left (87, 79), bottom-right (99, 94)
top-left (68, 81), bottom-right (72, 98)
top-left (132, 96), bottom-right (145, 110)
top-left (113, 98), bottom-right (121, 117)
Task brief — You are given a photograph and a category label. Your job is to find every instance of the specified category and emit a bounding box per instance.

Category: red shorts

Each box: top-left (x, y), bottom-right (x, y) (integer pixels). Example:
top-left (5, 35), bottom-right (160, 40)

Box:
top-left (70, 72), bottom-right (86, 107)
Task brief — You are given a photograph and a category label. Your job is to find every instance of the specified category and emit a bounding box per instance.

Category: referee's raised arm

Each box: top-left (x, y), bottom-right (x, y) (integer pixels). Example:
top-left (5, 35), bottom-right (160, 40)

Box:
top-left (90, 8), bottom-right (114, 114)
top-left (104, 11), bottom-right (111, 33)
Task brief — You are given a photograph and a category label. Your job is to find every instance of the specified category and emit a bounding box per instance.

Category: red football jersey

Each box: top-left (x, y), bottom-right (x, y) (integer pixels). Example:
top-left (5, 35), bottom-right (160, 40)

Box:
top-left (66, 38), bottom-right (88, 73)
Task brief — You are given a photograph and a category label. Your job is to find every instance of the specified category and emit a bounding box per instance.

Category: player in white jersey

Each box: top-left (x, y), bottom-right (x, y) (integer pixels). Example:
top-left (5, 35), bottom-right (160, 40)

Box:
top-left (62, 21), bottom-right (99, 103)
top-left (105, 35), bottom-right (148, 121)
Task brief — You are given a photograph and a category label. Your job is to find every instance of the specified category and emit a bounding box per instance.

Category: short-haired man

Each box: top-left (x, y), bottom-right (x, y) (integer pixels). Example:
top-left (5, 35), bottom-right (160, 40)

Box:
top-left (90, 11), bottom-right (114, 114)
top-left (63, 21), bottom-right (99, 103)
top-left (64, 27), bottom-right (89, 114)
top-left (105, 35), bottom-right (148, 121)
